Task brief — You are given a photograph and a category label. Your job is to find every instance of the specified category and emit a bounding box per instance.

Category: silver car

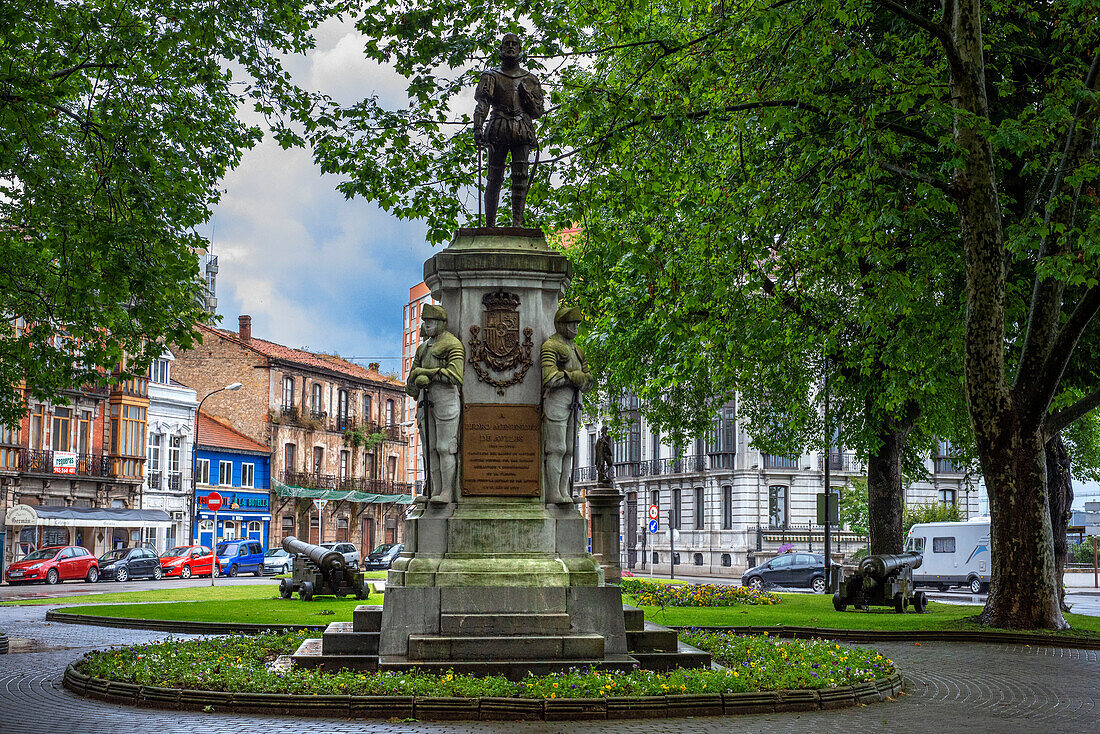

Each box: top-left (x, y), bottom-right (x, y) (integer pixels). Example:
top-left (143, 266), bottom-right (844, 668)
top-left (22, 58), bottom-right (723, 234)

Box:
top-left (319, 542), bottom-right (359, 569)
top-left (263, 548), bottom-right (292, 574)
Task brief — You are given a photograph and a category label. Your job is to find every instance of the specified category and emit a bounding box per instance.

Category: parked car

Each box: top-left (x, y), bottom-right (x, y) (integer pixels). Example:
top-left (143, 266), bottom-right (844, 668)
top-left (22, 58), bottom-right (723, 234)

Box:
top-left (742, 553), bottom-right (827, 593)
top-left (98, 546), bottom-right (164, 582)
top-left (362, 543), bottom-right (403, 570)
top-left (5, 546), bottom-right (99, 585)
top-left (159, 545), bottom-right (216, 579)
top-left (263, 547), bottom-right (293, 575)
top-left (319, 542), bottom-right (359, 569)
top-left (215, 539), bottom-right (264, 577)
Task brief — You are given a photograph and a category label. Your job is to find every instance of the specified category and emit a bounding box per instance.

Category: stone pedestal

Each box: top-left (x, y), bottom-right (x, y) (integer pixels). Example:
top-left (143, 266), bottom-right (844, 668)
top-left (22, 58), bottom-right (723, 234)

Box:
top-left (587, 485), bottom-right (624, 584)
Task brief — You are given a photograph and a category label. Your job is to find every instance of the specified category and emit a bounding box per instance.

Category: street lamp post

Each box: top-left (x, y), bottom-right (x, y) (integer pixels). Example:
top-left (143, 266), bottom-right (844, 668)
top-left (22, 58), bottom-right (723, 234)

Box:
top-left (190, 382), bottom-right (242, 567)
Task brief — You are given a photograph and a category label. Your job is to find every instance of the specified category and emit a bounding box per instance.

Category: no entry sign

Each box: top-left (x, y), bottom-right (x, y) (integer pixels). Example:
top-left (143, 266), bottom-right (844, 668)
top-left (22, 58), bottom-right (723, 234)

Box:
top-left (206, 492), bottom-right (223, 512)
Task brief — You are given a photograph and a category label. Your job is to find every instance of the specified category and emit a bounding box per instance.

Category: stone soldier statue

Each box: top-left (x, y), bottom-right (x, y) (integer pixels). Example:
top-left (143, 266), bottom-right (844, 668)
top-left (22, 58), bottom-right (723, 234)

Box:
top-left (594, 425), bottom-right (614, 486)
top-left (473, 33), bottom-right (545, 228)
top-left (405, 304), bottom-right (464, 504)
top-left (541, 306), bottom-right (593, 504)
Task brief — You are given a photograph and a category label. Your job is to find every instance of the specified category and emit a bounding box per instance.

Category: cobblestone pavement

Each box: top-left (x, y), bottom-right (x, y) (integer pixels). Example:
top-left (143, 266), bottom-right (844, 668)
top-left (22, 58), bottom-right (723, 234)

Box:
top-left (1, 605), bottom-right (1098, 733)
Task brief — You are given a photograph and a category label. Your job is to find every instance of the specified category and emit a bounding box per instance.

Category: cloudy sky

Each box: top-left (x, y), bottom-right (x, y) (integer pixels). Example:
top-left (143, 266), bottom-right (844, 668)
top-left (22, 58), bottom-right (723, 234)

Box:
top-left (200, 18), bottom-right (440, 375)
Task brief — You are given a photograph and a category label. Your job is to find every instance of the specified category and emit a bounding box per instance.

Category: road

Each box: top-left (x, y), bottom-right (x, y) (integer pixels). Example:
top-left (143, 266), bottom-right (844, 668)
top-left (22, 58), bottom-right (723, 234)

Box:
top-left (0, 574), bottom-right (276, 602)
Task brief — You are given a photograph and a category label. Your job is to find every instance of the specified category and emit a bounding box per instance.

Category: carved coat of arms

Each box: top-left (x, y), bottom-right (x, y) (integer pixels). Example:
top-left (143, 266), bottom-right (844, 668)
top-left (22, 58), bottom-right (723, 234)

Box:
top-left (468, 290), bottom-right (534, 394)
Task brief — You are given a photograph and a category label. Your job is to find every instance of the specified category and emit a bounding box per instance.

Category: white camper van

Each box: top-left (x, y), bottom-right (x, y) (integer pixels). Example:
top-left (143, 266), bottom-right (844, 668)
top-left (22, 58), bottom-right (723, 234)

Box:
top-left (904, 517), bottom-right (991, 593)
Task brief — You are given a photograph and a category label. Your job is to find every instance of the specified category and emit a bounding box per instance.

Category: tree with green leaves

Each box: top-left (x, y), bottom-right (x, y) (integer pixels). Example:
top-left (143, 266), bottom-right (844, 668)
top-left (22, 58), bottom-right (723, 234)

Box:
top-left (0, 0), bottom-right (340, 427)
top-left (313, 1), bottom-right (1099, 629)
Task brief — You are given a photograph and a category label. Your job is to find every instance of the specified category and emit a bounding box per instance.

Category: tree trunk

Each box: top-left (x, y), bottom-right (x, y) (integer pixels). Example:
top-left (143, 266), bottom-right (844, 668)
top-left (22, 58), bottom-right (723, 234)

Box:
top-left (1046, 433), bottom-right (1074, 613)
top-left (865, 400), bottom-right (916, 556)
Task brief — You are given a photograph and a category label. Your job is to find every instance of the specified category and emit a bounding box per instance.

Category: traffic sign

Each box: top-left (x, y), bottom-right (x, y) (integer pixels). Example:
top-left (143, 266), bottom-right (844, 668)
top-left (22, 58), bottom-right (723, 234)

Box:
top-left (206, 492), bottom-right (223, 512)
top-left (647, 519), bottom-right (659, 533)
top-left (647, 504), bottom-right (659, 521)
top-left (313, 498), bottom-right (327, 512)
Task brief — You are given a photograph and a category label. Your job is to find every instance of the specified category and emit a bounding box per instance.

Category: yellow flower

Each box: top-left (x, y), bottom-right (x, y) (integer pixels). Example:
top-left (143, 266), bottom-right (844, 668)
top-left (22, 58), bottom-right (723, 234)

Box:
top-left (552, 682), bottom-right (558, 688)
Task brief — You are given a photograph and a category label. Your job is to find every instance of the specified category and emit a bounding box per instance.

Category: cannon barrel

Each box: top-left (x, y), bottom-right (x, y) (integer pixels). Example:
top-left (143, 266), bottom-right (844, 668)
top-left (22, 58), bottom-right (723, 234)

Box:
top-left (858, 552), bottom-right (922, 579)
top-left (282, 535), bottom-right (345, 571)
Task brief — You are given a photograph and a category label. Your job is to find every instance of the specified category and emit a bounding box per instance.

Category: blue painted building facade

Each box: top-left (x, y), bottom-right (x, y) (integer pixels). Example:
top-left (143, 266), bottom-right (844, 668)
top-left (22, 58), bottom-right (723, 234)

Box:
top-left (193, 413), bottom-right (272, 550)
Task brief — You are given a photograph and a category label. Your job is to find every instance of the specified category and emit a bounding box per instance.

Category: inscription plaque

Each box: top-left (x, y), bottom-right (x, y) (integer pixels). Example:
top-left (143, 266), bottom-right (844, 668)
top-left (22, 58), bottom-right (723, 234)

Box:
top-left (462, 403), bottom-right (541, 496)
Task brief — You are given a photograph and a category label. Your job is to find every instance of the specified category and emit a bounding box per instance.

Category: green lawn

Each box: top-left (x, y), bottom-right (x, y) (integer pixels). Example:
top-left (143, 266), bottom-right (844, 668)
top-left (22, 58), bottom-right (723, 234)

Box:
top-left (629, 592), bottom-right (1100, 637)
top-left (52, 584), bottom-right (382, 624)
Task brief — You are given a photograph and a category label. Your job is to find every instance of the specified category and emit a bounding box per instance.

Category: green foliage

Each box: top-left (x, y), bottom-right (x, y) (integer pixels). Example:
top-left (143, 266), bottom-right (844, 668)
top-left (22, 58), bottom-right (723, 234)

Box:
top-left (78, 630), bottom-right (896, 695)
top-left (619, 578), bottom-right (780, 606)
top-left (902, 503), bottom-right (963, 538)
top-left (1071, 541), bottom-right (1097, 565)
top-left (839, 478), bottom-right (870, 537)
top-left (343, 425), bottom-right (387, 451)
top-left (0, 0), bottom-right (341, 427)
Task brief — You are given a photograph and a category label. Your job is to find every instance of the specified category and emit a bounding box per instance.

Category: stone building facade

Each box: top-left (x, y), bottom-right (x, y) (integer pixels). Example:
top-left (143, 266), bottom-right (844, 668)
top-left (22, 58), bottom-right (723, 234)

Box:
top-left (573, 399), bottom-right (977, 577)
top-left (172, 316), bottom-right (411, 556)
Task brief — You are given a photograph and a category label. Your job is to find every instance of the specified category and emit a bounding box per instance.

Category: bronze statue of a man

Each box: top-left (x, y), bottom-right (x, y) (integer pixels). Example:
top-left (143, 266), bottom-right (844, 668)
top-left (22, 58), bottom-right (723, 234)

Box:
top-left (594, 425), bottom-right (614, 486)
top-left (473, 33), bottom-right (545, 228)
top-left (406, 304), bottom-right (464, 504)
top-left (541, 306), bottom-right (593, 504)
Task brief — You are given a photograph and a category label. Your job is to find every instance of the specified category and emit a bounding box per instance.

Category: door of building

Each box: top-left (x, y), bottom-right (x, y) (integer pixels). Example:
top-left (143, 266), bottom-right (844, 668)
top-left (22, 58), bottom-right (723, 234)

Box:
top-left (625, 493), bottom-right (638, 568)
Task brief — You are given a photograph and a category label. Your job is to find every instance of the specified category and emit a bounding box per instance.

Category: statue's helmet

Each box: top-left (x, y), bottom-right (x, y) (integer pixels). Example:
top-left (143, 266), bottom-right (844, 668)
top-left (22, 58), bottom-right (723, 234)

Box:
top-left (554, 305), bottom-right (583, 328)
top-left (500, 33), bottom-right (522, 61)
top-left (422, 304), bottom-right (448, 323)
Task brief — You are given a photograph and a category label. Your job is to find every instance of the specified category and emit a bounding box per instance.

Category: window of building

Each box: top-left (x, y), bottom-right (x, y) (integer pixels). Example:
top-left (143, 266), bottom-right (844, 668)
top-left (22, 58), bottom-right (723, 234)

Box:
top-left (111, 404), bottom-right (146, 457)
top-left (694, 487), bottom-right (704, 529)
top-left (932, 537), bottom-right (956, 553)
top-left (721, 553), bottom-right (732, 567)
top-left (311, 383), bottom-right (323, 414)
top-left (672, 552), bottom-right (681, 565)
top-left (337, 516), bottom-right (349, 542)
top-left (148, 358), bottom-right (170, 384)
top-left (387, 455), bottom-right (397, 481)
top-left (768, 485), bottom-right (788, 529)
top-left (364, 394), bottom-right (372, 422)
top-left (0, 424), bottom-right (18, 469)
top-left (364, 452), bottom-right (375, 478)
top-left (722, 486), bottom-right (732, 529)
top-left (312, 446), bottom-right (324, 474)
top-left (76, 410), bottom-right (91, 454)
top-left (650, 431), bottom-right (661, 461)
top-left (196, 458), bottom-right (210, 484)
top-left (707, 402), bottom-right (737, 454)
top-left (938, 488), bottom-right (957, 505)
top-left (693, 553), bottom-right (703, 566)
top-left (652, 551), bottom-right (659, 564)
top-left (588, 431), bottom-right (596, 467)
top-left (43, 527), bottom-right (69, 547)
top-left (51, 407), bottom-right (71, 451)
top-left (386, 399), bottom-right (395, 426)
top-left (218, 460), bottom-right (232, 486)
top-left (29, 405), bottom-right (44, 450)
top-left (148, 433), bottom-right (162, 472)
top-left (248, 520), bottom-right (262, 535)
top-left (672, 489), bottom-right (682, 529)
top-left (241, 463), bottom-right (254, 488)
top-left (337, 389), bottom-right (349, 426)
top-left (282, 376), bottom-right (295, 411)
top-left (168, 436), bottom-right (181, 474)
top-left (339, 451), bottom-right (349, 479)
top-left (282, 515), bottom-right (295, 534)
top-left (284, 443), bottom-right (297, 473)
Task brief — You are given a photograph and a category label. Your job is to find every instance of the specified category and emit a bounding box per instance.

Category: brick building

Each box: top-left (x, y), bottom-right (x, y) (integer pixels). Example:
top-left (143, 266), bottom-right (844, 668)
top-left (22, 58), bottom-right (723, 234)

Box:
top-left (1, 362), bottom-right (161, 567)
top-left (172, 316), bottom-right (411, 555)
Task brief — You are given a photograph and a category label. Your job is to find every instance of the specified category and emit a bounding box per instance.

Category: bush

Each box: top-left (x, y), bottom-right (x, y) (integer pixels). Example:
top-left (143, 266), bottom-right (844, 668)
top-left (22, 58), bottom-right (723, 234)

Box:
top-left (620, 578), bottom-right (780, 607)
top-left (902, 502), bottom-right (962, 537)
top-left (1071, 541), bottom-right (1097, 565)
top-left (77, 630), bottom-right (895, 697)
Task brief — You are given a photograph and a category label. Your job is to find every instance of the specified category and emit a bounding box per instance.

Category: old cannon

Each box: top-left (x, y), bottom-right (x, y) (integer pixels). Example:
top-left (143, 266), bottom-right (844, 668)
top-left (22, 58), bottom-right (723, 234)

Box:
top-left (278, 535), bottom-right (367, 601)
top-left (833, 552), bottom-right (926, 614)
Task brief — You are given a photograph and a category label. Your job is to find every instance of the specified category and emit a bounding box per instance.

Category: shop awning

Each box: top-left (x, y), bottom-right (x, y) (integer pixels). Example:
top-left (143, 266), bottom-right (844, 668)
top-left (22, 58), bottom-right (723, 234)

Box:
top-left (4, 504), bottom-right (174, 528)
top-left (272, 479), bottom-right (412, 504)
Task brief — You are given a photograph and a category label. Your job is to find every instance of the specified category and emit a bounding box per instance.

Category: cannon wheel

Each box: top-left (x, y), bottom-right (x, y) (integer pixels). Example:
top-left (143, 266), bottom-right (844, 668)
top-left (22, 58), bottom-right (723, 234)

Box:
top-left (279, 579), bottom-right (293, 599)
top-left (913, 590), bottom-right (927, 613)
top-left (894, 593), bottom-right (906, 614)
top-left (300, 581), bottom-right (314, 601)
top-left (832, 593), bottom-right (846, 612)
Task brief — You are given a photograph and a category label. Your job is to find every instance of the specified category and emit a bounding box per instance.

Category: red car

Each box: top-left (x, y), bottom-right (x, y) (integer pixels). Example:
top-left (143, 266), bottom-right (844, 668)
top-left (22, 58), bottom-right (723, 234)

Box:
top-left (5, 546), bottom-right (99, 585)
top-left (159, 545), bottom-right (217, 579)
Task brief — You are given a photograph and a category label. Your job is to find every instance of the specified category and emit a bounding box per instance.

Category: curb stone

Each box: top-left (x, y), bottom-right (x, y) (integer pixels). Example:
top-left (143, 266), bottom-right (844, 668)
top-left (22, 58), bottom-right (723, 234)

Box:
top-left (63, 665), bottom-right (905, 721)
top-left (45, 609), bottom-right (325, 634)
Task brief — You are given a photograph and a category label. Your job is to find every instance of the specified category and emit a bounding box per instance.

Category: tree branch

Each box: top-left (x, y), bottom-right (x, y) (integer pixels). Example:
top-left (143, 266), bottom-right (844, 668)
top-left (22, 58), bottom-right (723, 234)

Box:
top-left (871, 0), bottom-right (963, 73)
top-left (1047, 388), bottom-right (1100, 438)
top-left (877, 159), bottom-right (956, 195)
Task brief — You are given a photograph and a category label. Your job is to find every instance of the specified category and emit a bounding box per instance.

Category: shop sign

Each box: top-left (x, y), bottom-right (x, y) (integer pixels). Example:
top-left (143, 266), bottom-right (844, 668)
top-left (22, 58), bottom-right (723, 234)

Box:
top-left (53, 452), bottom-right (77, 474)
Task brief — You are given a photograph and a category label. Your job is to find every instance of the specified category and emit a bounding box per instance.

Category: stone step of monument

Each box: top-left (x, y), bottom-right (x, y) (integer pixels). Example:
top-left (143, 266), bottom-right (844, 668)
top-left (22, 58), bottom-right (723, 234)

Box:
top-left (291, 637), bottom-right (380, 671)
top-left (377, 654), bottom-right (640, 681)
top-left (626, 621), bottom-right (679, 653)
top-left (628, 640), bottom-right (712, 672)
top-left (408, 633), bottom-right (605, 661)
top-left (440, 612), bottom-right (571, 636)
top-left (322, 622), bottom-right (379, 655)
top-left (622, 604), bottom-right (644, 632)
top-left (352, 604), bottom-right (383, 632)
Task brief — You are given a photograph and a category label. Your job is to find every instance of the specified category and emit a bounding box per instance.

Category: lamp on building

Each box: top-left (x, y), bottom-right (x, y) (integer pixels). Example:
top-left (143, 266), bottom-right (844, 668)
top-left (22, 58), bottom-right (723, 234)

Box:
top-left (189, 382), bottom-right (243, 547)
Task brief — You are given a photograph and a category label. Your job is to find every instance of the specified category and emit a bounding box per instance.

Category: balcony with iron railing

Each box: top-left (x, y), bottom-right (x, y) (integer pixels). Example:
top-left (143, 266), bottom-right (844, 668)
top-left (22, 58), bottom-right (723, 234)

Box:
top-left (762, 454), bottom-right (800, 470)
top-left (933, 456), bottom-right (966, 474)
top-left (820, 451), bottom-right (863, 473)
top-left (168, 472), bottom-right (183, 491)
top-left (147, 472), bottom-right (161, 489)
top-left (18, 448), bottom-right (113, 478)
top-left (281, 470), bottom-right (411, 495)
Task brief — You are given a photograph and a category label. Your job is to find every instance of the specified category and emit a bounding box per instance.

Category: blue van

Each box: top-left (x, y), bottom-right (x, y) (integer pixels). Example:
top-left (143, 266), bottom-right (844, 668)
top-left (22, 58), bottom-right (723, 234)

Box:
top-left (214, 539), bottom-right (264, 577)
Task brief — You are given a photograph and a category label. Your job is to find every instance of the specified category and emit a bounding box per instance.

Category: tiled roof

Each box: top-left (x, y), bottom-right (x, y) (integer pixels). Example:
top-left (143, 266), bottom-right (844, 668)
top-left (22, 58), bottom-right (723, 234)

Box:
top-left (196, 322), bottom-right (401, 386)
top-left (197, 412), bottom-right (270, 454)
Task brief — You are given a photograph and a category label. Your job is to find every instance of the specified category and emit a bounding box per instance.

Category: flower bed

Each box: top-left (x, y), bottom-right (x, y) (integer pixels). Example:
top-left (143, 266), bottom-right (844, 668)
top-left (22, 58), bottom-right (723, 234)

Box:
top-left (620, 577), bottom-right (780, 607)
top-left (681, 630), bottom-right (894, 689)
top-left (76, 630), bottom-right (893, 698)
